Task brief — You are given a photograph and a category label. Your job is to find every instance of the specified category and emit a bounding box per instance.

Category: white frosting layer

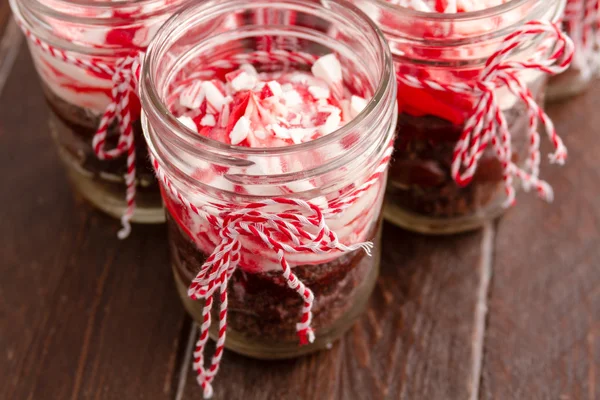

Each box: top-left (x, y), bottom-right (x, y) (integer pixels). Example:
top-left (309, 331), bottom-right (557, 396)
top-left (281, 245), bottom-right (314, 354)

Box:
top-left (166, 174), bottom-right (385, 272)
top-left (29, 45), bottom-right (113, 112)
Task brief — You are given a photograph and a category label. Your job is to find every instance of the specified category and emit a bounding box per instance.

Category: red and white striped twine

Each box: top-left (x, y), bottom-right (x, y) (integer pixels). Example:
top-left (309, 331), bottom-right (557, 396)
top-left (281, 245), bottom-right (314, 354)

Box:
top-left (14, 16), bottom-right (142, 238)
top-left (565, 0), bottom-right (599, 69)
top-left (151, 137), bottom-right (393, 398)
top-left (397, 21), bottom-right (574, 206)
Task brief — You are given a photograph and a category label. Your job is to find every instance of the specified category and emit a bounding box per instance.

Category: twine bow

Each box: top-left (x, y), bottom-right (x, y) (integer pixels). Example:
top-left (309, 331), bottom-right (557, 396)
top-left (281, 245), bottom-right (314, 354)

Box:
top-left (14, 16), bottom-right (143, 238)
top-left (397, 21), bottom-right (574, 206)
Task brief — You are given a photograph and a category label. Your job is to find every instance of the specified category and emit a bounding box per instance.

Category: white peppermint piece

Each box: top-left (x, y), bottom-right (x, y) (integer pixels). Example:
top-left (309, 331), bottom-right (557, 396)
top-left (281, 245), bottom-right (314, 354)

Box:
top-left (289, 129), bottom-right (305, 144)
top-left (409, 0), bottom-right (432, 12)
top-left (254, 81), bottom-right (266, 91)
top-left (317, 104), bottom-right (341, 114)
top-left (443, 0), bottom-right (457, 13)
top-left (350, 95), bottom-right (368, 118)
top-left (308, 86), bottom-right (330, 100)
top-left (219, 104), bottom-right (230, 128)
top-left (177, 116), bottom-right (198, 133)
top-left (266, 81), bottom-right (283, 97)
top-left (231, 71), bottom-right (258, 92)
top-left (281, 83), bottom-right (294, 92)
top-left (230, 116), bottom-right (251, 145)
top-left (276, 116), bottom-right (291, 128)
top-left (253, 128), bottom-right (267, 139)
top-left (319, 112), bottom-right (342, 135)
top-left (239, 63), bottom-right (258, 76)
top-left (202, 81), bottom-right (226, 112)
top-left (282, 90), bottom-right (302, 107)
top-left (287, 73), bottom-right (309, 84)
top-left (200, 114), bottom-right (216, 127)
top-left (311, 54), bottom-right (342, 87)
top-left (270, 101), bottom-right (288, 118)
top-left (179, 81), bottom-right (204, 109)
top-left (288, 113), bottom-right (302, 125)
top-left (317, 98), bottom-right (329, 107)
top-left (269, 124), bottom-right (291, 139)
top-left (289, 127), bottom-right (317, 144)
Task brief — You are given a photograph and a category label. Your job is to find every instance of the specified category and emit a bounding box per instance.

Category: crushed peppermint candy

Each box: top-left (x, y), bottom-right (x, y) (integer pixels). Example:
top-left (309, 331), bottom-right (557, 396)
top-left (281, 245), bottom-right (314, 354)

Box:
top-left (174, 54), bottom-right (368, 147)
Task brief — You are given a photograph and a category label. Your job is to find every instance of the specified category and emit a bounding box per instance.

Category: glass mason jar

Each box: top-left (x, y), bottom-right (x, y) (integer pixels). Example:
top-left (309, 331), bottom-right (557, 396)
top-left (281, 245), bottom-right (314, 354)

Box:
top-left (141, 0), bottom-right (395, 364)
top-left (10, 0), bottom-right (189, 223)
top-left (548, 0), bottom-right (600, 100)
top-left (352, 0), bottom-right (568, 234)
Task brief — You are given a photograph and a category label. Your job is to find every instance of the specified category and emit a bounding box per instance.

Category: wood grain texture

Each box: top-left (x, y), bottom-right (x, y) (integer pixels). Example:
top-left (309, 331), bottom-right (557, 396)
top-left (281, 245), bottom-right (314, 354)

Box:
top-left (179, 223), bottom-right (489, 400)
top-left (0, 42), bottom-right (190, 400)
top-left (480, 86), bottom-right (600, 400)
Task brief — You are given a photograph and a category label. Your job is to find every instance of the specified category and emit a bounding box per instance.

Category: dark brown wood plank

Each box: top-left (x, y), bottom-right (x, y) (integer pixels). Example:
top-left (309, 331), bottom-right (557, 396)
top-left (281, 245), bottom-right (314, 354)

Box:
top-left (480, 85), bottom-right (600, 399)
top-left (179, 223), bottom-right (490, 400)
top-left (0, 0), bottom-right (19, 86)
top-left (0, 40), bottom-right (189, 400)
top-left (0, 0), bottom-right (9, 33)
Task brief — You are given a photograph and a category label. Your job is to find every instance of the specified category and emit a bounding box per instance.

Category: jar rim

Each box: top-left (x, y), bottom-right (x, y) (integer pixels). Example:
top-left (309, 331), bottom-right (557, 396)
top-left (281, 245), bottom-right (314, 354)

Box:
top-left (368, 0), bottom-right (564, 45)
top-left (10, 0), bottom-right (188, 57)
top-left (141, 0), bottom-right (396, 158)
top-left (15, 0), bottom-right (185, 25)
top-left (373, 0), bottom-right (533, 21)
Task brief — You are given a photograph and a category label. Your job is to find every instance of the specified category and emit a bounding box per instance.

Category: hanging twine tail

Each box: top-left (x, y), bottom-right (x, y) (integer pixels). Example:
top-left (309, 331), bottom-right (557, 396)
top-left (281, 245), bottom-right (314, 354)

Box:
top-left (449, 21), bottom-right (574, 206)
top-left (92, 55), bottom-right (144, 239)
top-left (13, 14), bottom-right (143, 238)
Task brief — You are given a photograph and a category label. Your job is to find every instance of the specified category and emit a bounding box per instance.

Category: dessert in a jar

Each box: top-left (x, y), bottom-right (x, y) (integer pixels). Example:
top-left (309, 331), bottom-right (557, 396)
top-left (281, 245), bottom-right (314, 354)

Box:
top-left (548, 0), bottom-right (600, 100)
top-left (353, 0), bottom-right (573, 234)
top-left (140, 0), bottom-right (396, 396)
top-left (10, 0), bottom-right (190, 231)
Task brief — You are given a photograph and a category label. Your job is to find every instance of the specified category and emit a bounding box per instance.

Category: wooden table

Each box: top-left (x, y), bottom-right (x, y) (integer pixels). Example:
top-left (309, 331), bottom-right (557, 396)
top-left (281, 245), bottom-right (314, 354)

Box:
top-left (1, 5), bottom-right (599, 400)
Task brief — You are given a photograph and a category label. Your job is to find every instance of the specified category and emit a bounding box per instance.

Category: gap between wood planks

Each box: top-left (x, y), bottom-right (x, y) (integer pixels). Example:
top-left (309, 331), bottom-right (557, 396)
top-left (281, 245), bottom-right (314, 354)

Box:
top-left (174, 221), bottom-right (498, 400)
top-left (469, 221), bottom-right (495, 400)
top-left (0, 19), bottom-right (23, 97)
top-left (175, 323), bottom-right (197, 400)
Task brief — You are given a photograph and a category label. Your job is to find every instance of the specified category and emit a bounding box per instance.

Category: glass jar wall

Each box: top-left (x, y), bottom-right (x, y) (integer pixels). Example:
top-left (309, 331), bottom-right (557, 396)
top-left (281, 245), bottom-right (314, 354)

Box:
top-left (548, 0), bottom-right (600, 100)
top-left (141, 0), bottom-right (396, 366)
top-left (353, 0), bottom-right (569, 234)
top-left (10, 0), bottom-right (190, 223)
